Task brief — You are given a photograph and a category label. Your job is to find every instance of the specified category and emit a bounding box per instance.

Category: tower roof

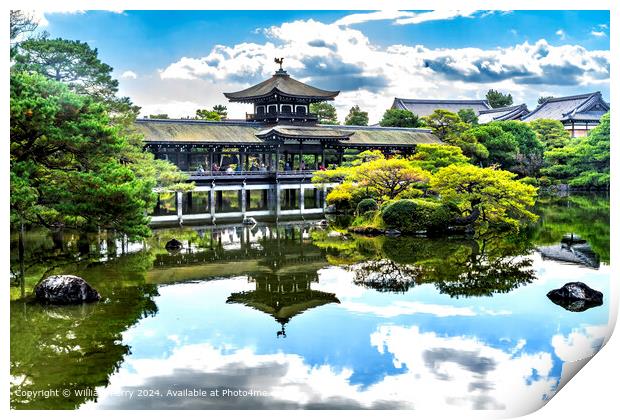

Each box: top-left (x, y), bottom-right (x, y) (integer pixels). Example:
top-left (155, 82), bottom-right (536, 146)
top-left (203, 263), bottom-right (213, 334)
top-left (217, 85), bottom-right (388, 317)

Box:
top-left (224, 69), bottom-right (340, 103)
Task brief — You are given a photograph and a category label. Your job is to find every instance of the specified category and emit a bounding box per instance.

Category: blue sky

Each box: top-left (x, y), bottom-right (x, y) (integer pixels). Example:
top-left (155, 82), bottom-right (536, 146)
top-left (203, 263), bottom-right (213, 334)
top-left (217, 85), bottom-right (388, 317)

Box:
top-left (38, 10), bottom-right (610, 122)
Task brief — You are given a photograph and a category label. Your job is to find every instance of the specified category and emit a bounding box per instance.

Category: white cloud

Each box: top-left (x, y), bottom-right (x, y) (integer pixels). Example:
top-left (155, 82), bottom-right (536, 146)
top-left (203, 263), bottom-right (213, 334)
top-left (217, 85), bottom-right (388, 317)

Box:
top-left (31, 9), bottom-right (84, 27)
top-left (150, 18), bottom-right (608, 122)
top-left (590, 30), bottom-right (606, 38)
top-left (333, 10), bottom-right (415, 26)
top-left (120, 70), bottom-right (138, 79)
top-left (394, 10), bottom-right (479, 25)
top-left (555, 29), bottom-right (566, 40)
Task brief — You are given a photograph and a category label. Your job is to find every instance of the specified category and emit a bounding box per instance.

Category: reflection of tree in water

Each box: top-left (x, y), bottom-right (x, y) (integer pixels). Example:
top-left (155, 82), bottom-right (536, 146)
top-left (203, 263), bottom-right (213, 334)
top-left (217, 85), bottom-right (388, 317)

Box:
top-left (350, 260), bottom-right (422, 293)
top-left (530, 194), bottom-right (609, 264)
top-left (10, 229), bottom-right (159, 409)
top-left (346, 234), bottom-right (536, 298)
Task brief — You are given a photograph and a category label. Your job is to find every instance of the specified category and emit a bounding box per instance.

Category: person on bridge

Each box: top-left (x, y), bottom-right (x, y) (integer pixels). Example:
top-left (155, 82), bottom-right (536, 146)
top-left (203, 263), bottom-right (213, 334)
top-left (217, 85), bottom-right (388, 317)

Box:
top-left (300, 160), bottom-right (306, 171)
top-left (284, 161), bottom-right (291, 171)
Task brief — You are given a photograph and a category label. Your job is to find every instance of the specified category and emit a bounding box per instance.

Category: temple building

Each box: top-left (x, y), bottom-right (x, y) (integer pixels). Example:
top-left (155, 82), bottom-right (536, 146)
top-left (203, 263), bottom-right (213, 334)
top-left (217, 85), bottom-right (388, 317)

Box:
top-left (391, 97), bottom-right (530, 123)
top-left (136, 63), bottom-right (440, 178)
top-left (521, 92), bottom-right (609, 137)
top-left (391, 98), bottom-right (492, 117)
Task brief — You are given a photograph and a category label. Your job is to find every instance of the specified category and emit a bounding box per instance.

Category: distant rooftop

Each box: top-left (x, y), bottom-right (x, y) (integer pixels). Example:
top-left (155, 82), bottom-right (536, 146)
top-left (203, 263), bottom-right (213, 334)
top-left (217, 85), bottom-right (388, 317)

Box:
top-left (478, 104), bottom-right (530, 124)
top-left (521, 92), bottom-right (609, 123)
top-left (392, 97), bottom-right (491, 117)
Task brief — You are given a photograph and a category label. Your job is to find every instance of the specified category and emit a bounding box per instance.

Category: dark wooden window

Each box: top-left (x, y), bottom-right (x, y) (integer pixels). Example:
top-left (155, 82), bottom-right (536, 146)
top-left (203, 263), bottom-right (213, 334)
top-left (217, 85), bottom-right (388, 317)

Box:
top-left (281, 104), bottom-right (292, 113)
top-left (296, 105), bottom-right (307, 115)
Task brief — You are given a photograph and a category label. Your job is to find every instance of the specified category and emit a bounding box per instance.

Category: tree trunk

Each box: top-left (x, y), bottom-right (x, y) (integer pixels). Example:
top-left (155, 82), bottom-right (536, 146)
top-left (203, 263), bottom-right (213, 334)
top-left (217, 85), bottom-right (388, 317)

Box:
top-left (18, 218), bottom-right (26, 298)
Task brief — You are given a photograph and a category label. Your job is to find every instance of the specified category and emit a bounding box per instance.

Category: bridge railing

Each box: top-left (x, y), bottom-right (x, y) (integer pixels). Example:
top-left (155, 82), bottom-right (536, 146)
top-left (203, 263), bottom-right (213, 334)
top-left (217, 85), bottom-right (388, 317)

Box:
top-left (185, 169), bottom-right (319, 178)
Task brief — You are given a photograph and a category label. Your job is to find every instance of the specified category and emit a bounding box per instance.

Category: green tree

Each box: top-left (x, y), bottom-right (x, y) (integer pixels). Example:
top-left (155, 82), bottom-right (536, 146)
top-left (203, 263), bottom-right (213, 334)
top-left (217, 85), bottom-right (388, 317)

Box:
top-left (462, 125), bottom-right (519, 169)
top-left (344, 105), bottom-right (369, 126)
top-left (422, 109), bottom-right (470, 142)
top-left (430, 164), bottom-right (538, 229)
top-left (529, 119), bottom-right (570, 150)
top-left (148, 113), bottom-right (169, 119)
top-left (10, 10), bottom-right (39, 57)
top-left (314, 158), bottom-right (430, 207)
top-left (538, 96), bottom-right (554, 105)
top-left (354, 159), bottom-right (430, 200)
top-left (379, 109), bottom-right (421, 128)
top-left (485, 89), bottom-right (513, 108)
top-left (196, 109), bottom-right (222, 121)
top-left (570, 114), bottom-right (610, 188)
top-left (410, 144), bottom-right (470, 173)
top-left (310, 102), bottom-right (339, 124)
top-left (457, 108), bottom-right (479, 125)
top-left (490, 121), bottom-right (544, 177)
top-left (212, 104), bottom-right (228, 119)
top-left (14, 38), bottom-right (120, 102)
top-left (10, 71), bottom-right (187, 239)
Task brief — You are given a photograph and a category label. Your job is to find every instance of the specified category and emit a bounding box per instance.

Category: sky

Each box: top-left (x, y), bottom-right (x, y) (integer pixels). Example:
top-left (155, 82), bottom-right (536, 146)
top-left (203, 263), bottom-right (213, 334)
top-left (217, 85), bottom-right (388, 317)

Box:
top-left (36, 10), bottom-right (610, 123)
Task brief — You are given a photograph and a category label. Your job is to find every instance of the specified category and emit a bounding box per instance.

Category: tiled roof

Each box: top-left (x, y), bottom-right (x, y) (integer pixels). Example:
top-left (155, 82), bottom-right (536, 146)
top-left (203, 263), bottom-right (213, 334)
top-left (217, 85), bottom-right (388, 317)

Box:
top-left (477, 104), bottom-right (530, 123)
top-left (135, 119), bottom-right (263, 144)
top-left (256, 126), bottom-right (354, 140)
top-left (224, 70), bottom-right (339, 102)
top-left (135, 119), bottom-right (441, 147)
top-left (521, 92), bottom-right (609, 122)
top-left (392, 98), bottom-right (491, 117)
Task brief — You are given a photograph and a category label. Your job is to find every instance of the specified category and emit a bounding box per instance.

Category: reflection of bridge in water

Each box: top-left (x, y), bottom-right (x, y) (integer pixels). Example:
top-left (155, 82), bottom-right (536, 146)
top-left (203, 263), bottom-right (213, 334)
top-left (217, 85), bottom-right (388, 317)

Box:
top-left (537, 234), bottom-right (600, 269)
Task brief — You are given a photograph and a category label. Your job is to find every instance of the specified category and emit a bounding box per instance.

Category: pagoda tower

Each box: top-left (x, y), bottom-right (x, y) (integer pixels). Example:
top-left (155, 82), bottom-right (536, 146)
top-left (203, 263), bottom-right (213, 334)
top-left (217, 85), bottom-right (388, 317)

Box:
top-left (224, 58), bottom-right (339, 125)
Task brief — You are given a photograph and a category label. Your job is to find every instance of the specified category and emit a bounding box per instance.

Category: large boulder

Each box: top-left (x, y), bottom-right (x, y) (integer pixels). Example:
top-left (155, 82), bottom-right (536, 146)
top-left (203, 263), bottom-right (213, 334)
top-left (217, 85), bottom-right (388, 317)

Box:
top-left (165, 238), bottom-right (183, 251)
top-left (547, 282), bottom-right (603, 312)
top-left (35, 275), bottom-right (101, 305)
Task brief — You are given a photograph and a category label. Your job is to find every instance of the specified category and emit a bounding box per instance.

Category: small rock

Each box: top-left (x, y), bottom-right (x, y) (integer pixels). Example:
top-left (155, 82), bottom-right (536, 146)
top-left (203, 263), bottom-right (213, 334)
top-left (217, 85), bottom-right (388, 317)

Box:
top-left (385, 229), bottom-right (401, 237)
top-left (165, 238), bottom-right (183, 251)
top-left (35, 275), bottom-right (101, 305)
top-left (547, 282), bottom-right (603, 312)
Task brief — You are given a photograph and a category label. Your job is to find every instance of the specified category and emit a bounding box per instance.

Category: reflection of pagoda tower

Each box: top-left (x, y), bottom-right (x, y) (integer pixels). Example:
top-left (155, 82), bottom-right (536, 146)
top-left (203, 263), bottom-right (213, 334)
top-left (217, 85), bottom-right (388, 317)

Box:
top-left (226, 271), bottom-right (340, 338)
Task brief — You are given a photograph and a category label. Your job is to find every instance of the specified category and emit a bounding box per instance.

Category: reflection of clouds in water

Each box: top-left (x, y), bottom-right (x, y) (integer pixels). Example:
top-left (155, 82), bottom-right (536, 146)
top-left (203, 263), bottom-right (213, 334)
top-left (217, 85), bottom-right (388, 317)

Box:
top-left (83, 343), bottom-right (408, 409)
top-left (343, 301), bottom-right (476, 317)
top-left (84, 325), bottom-right (563, 413)
top-left (369, 325), bottom-right (557, 415)
top-left (341, 301), bottom-right (513, 318)
top-left (552, 325), bottom-right (608, 362)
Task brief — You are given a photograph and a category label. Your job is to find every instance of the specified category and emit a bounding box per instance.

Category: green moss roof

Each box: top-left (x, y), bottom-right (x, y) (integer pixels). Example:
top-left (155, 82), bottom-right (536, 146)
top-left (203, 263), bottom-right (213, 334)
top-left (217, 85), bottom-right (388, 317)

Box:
top-left (135, 120), bottom-right (263, 144)
top-left (135, 119), bottom-right (441, 147)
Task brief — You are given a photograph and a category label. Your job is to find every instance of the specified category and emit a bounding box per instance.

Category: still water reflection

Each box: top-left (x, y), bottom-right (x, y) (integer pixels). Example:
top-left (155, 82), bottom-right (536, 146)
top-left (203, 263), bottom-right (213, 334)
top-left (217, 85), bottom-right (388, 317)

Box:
top-left (10, 194), bottom-right (612, 414)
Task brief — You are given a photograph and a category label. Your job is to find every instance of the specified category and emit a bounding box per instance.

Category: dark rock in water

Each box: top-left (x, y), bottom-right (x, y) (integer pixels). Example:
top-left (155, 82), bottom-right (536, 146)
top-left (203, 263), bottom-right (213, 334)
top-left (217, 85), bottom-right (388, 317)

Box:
top-left (35, 275), bottom-right (101, 305)
top-left (547, 282), bottom-right (603, 312)
top-left (165, 238), bottom-right (183, 251)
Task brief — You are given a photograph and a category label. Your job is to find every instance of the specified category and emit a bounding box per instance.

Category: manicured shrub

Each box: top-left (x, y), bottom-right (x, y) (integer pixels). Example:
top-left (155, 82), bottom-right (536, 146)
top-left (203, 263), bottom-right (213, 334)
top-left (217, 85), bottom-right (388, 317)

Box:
top-left (381, 199), bottom-right (455, 234)
top-left (356, 198), bottom-right (379, 215)
top-left (519, 177), bottom-right (540, 187)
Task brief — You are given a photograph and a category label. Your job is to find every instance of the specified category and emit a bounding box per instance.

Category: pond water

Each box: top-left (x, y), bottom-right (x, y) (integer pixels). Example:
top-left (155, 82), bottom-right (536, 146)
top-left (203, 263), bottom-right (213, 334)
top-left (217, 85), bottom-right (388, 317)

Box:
top-left (10, 194), bottom-right (612, 414)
